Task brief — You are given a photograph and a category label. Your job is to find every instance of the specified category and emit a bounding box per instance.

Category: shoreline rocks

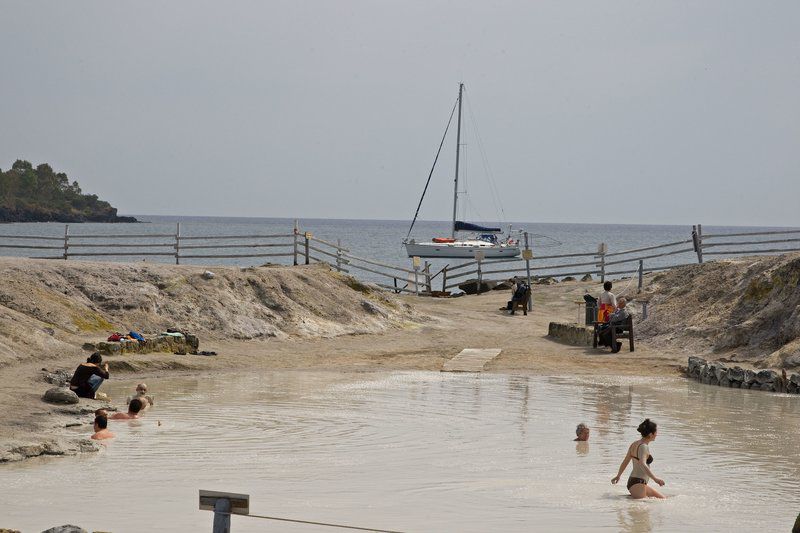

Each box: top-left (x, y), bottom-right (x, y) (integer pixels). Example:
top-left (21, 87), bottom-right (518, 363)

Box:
top-left (686, 356), bottom-right (799, 393)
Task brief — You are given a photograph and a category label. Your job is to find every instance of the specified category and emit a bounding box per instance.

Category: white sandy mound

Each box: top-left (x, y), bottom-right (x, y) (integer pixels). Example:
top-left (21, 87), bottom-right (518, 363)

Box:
top-left (637, 253), bottom-right (800, 368)
top-left (0, 258), bottom-right (425, 367)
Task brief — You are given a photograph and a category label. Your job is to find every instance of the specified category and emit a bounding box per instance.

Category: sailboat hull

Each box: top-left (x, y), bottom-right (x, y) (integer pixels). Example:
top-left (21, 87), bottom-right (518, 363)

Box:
top-left (405, 241), bottom-right (520, 259)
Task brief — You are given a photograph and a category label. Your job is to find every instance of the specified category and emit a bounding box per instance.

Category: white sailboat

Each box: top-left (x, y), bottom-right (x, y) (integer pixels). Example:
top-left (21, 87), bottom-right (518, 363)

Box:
top-left (403, 83), bottom-right (520, 259)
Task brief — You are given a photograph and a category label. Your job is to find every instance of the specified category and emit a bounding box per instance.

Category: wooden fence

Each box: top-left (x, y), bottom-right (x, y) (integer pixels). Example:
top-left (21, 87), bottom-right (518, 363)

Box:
top-left (0, 222), bottom-right (295, 264)
top-left (1, 222), bottom-right (799, 297)
top-left (440, 224), bottom-right (800, 293)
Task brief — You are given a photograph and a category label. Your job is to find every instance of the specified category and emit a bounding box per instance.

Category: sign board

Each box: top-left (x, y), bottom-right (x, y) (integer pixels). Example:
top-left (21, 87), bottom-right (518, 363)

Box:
top-left (304, 232), bottom-right (313, 239)
top-left (474, 251), bottom-right (485, 262)
top-left (199, 490), bottom-right (250, 515)
top-left (522, 249), bottom-right (533, 260)
top-left (597, 243), bottom-right (607, 255)
top-left (412, 256), bottom-right (421, 268)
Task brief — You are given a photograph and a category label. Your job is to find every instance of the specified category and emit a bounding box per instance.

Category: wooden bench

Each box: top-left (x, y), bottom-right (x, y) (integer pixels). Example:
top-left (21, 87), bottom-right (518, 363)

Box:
top-left (592, 315), bottom-right (634, 352)
top-left (509, 288), bottom-right (531, 316)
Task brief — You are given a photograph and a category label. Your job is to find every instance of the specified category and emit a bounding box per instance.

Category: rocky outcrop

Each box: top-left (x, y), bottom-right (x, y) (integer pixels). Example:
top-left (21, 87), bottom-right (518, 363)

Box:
top-left (548, 322), bottom-right (593, 346)
top-left (91, 334), bottom-right (199, 356)
top-left (0, 439), bottom-right (100, 463)
top-left (686, 356), bottom-right (799, 393)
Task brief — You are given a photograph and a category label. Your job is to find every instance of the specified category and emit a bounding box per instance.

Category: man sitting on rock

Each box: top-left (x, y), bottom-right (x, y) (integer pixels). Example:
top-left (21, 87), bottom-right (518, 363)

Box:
top-left (597, 298), bottom-right (630, 352)
top-left (110, 398), bottom-right (143, 420)
top-left (91, 414), bottom-right (115, 440)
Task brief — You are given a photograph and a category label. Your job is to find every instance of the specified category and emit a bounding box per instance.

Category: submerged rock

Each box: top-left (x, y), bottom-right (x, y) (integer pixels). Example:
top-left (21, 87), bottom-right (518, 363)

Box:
top-left (43, 387), bottom-right (79, 405)
top-left (41, 526), bottom-right (88, 533)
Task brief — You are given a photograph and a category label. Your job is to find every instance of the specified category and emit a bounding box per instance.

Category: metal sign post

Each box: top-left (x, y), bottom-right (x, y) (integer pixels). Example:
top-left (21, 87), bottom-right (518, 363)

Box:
top-left (474, 250), bottom-right (485, 294)
top-left (200, 490), bottom-right (250, 533)
top-left (522, 232), bottom-right (533, 311)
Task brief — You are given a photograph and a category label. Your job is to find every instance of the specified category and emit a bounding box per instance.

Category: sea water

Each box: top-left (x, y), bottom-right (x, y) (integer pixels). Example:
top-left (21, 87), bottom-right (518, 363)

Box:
top-left (2, 371), bottom-right (798, 532)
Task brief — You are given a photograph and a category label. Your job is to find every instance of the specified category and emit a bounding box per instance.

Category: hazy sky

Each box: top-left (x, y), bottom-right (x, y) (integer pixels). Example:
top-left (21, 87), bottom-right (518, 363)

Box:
top-left (1, 1), bottom-right (798, 226)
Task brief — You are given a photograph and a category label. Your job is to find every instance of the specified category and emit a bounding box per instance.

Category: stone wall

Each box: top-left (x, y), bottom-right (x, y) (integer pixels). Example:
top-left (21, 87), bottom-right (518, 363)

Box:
top-left (547, 322), bottom-right (593, 346)
top-left (686, 356), bottom-right (800, 394)
top-left (88, 334), bottom-right (199, 356)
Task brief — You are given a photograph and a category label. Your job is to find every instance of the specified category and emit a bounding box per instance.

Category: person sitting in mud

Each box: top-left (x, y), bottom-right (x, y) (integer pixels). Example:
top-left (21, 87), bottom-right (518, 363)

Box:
top-left (91, 414), bottom-right (115, 440)
top-left (127, 383), bottom-right (154, 409)
top-left (110, 398), bottom-right (143, 420)
top-left (597, 298), bottom-right (630, 352)
top-left (69, 352), bottom-right (110, 399)
top-left (611, 418), bottom-right (665, 499)
top-left (574, 423), bottom-right (590, 441)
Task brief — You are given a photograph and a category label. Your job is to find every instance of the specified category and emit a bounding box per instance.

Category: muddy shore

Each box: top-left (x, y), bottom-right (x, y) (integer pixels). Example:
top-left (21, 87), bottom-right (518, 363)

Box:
top-left (2, 253), bottom-right (798, 463)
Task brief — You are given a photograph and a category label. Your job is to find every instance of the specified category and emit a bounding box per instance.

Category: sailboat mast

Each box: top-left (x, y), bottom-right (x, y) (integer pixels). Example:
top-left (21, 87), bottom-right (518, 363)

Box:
top-left (451, 82), bottom-right (464, 238)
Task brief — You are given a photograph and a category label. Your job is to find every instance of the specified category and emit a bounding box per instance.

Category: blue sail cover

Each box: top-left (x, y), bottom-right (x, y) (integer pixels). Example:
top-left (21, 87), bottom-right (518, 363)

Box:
top-left (454, 221), bottom-right (502, 233)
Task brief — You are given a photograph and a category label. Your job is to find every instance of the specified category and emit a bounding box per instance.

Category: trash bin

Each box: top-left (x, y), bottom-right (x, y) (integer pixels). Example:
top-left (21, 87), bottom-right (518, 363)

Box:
top-left (583, 294), bottom-right (598, 325)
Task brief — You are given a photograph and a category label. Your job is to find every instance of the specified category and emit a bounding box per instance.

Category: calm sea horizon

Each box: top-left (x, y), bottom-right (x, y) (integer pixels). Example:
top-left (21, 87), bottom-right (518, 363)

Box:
top-left (1, 215), bottom-right (798, 285)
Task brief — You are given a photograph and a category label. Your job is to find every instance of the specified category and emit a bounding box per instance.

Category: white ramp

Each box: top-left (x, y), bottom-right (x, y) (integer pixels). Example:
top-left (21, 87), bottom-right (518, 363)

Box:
top-left (441, 348), bottom-right (502, 372)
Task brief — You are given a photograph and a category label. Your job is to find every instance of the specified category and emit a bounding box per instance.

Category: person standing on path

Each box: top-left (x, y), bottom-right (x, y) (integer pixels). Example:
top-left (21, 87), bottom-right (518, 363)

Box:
top-left (611, 418), bottom-right (666, 499)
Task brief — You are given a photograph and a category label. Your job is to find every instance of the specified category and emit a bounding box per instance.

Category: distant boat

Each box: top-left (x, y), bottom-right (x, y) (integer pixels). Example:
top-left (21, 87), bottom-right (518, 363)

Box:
top-left (403, 83), bottom-right (520, 259)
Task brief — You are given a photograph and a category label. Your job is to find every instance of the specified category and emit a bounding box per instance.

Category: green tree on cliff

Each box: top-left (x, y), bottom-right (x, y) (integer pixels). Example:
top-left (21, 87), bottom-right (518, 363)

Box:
top-left (0, 159), bottom-right (136, 222)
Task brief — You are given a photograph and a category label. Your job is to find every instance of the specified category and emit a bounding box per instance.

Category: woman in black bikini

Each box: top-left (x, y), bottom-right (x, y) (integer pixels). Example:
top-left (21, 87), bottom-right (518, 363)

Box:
top-left (611, 418), bottom-right (666, 499)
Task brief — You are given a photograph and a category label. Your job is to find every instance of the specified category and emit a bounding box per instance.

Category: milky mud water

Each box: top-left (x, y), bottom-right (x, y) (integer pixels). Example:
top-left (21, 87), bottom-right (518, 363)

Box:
top-left (2, 371), bottom-right (798, 532)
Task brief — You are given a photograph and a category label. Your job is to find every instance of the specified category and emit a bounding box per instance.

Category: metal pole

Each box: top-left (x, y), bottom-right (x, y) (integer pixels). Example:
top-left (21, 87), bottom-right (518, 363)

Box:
top-left (293, 220), bottom-right (299, 266)
top-left (451, 82), bottom-right (464, 238)
top-left (524, 232), bottom-right (532, 311)
top-left (175, 222), bottom-right (181, 265)
top-left (63, 224), bottom-right (69, 260)
top-left (638, 259), bottom-right (643, 293)
top-left (304, 233), bottom-right (310, 265)
top-left (212, 498), bottom-right (231, 533)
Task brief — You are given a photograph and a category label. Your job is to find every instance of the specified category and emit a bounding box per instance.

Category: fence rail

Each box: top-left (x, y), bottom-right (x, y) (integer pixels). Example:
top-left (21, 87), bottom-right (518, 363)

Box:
top-left (1, 222), bottom-right (799, 298)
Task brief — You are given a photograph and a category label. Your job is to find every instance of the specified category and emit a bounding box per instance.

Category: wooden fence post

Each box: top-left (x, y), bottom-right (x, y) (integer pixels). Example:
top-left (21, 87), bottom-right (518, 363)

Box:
top-left (638, 259), bottom-right (643, 293)
top-left (304, 232), bottom-right (310, 265)
top-left (476, 256), bottom-right (483, 294)
top-left (697, 224), bottom-right (704, 263)
top-left (63, 224), bottom-right (69, 260)
top-left (599, 243), bottom-right (607, 283)
top-left (175, 222), bottom-right (181, 265)
top-left (411, 256), bottom-right (420, 296)
top-left (442, 265), bottom-right (448, 293)
top-left (293, 220), bottom-right (299, 266)
top-left (691, 225), bottom-right (704, 264)
top-left (335, 238), bottom-right (342, 272)
top-left (424, 261), bottom-right (431, 293)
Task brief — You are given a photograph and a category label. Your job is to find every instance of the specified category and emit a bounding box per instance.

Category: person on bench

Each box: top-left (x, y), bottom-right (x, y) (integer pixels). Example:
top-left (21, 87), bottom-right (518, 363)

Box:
top-left (598, 298), bottom-right (630, 351)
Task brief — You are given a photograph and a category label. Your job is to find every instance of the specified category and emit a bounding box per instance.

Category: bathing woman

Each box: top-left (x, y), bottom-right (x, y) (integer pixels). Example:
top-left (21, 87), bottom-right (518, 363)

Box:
top-left (611, 418), bottom-right (666, 499)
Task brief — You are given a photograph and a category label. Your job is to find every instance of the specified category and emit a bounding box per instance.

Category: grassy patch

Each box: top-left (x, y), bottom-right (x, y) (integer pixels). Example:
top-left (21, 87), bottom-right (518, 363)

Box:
top-left (72, 311), bottom-right (115, 332)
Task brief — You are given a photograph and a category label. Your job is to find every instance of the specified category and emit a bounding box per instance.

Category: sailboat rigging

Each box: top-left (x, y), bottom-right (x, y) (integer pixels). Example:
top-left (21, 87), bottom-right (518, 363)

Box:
top-left (403, 83), bottom-right (520, 259)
